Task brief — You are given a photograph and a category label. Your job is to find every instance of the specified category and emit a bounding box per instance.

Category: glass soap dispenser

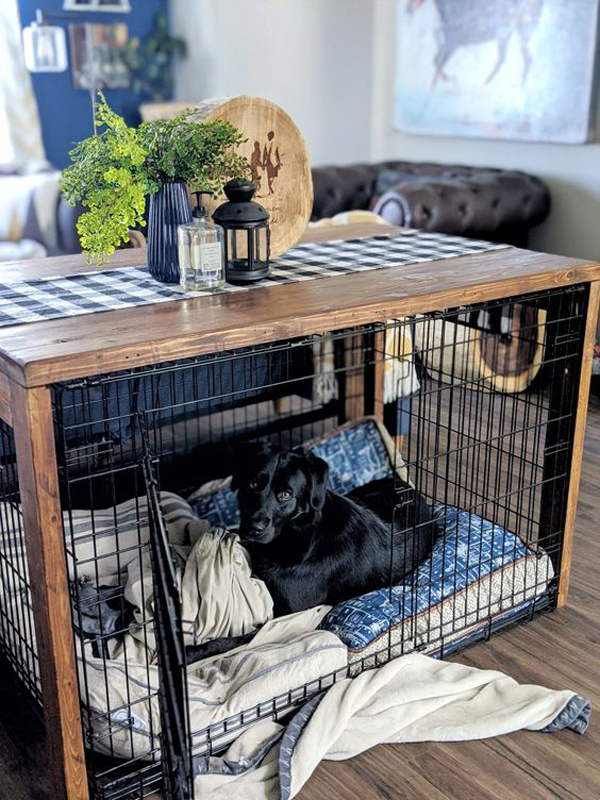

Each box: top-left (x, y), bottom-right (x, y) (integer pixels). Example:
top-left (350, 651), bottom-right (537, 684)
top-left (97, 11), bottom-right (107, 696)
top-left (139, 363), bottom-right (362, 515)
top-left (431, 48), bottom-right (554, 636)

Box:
top-left (177, 191), bottom-right (225, 292)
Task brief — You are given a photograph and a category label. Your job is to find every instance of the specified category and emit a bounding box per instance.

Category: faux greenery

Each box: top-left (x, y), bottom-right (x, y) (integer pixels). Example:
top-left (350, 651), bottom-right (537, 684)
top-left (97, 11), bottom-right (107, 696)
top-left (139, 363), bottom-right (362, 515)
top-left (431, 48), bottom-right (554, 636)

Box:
top-left (62, 95), bottom-right (249, 265)
top-left (119, 13), bottom-right (187, 102)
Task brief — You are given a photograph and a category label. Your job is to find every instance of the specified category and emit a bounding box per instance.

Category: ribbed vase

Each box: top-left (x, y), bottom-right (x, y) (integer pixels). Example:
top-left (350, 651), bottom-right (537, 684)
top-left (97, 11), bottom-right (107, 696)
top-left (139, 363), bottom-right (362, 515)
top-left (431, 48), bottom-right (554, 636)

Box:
top-left (147, 181), bottom-right (192, 283)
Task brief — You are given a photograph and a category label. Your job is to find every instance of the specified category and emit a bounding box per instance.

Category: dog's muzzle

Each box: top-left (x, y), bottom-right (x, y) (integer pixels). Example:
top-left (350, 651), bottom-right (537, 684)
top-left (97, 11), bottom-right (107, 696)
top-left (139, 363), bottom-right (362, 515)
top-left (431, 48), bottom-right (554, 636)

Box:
top-left (239, 518), bottom-right (273, 543)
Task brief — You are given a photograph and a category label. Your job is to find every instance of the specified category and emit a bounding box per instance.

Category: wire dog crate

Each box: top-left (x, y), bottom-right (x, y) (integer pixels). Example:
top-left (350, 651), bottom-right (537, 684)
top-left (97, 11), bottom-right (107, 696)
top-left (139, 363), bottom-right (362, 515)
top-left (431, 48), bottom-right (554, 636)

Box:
top-left (0, 281), bottom-right (595, 800)
top-left (0, 234), bottom-right (598, 800)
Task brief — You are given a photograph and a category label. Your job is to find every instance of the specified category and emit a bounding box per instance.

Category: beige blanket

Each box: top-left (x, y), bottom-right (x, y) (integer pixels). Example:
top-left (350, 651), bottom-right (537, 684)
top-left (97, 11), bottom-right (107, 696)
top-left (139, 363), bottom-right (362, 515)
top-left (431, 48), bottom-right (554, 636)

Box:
top-left (84, 605), bottom-right (346, 760)
top-left (116, 526), bottom-right (274, 658)
top-left (193, 653), bottom-right (590, 800)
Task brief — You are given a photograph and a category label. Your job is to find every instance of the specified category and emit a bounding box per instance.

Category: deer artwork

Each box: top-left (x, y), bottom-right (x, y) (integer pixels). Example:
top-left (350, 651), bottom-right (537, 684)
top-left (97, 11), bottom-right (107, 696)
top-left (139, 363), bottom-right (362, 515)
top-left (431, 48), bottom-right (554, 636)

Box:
top-left (407, 0), bottom-right (545, 87)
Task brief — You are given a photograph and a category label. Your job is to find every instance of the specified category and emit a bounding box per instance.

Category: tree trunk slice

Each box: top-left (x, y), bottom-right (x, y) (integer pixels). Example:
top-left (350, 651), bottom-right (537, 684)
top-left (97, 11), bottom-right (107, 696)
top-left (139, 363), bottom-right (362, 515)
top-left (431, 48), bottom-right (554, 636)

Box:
top-left (414, 307), bottom-right (547, 393)
top-left (472, 306), bottom-right (546, 393)
top-left (140, 96), bottom-right (313, 258)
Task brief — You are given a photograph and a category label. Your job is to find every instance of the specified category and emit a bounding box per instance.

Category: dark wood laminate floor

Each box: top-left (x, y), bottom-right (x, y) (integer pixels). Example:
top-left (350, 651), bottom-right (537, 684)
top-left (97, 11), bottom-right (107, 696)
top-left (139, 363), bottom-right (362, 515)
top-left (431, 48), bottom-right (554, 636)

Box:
top-left (0, 401), bottom-right (598, 800)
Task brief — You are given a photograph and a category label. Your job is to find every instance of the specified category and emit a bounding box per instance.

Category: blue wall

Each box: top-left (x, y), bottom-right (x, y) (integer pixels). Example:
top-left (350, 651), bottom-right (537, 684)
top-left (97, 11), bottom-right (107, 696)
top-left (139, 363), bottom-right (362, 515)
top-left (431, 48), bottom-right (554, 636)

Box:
top-left (19, 0), bottom-right (168, 168)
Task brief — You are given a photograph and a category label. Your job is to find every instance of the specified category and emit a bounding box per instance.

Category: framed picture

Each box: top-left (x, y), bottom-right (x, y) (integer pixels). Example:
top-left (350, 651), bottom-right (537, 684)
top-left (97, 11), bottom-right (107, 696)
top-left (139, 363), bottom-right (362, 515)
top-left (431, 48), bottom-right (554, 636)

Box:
top-left (63, 0), bottom-right (132, 12)
top-left (68, 23), bottom-right (129, 89)
top-left (394, 0), bottom-right (600, 143)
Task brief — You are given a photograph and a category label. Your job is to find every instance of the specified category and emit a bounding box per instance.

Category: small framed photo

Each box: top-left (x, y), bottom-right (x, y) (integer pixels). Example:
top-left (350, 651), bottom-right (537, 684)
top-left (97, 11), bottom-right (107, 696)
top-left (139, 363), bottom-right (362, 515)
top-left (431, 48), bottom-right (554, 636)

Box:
top-left (68, 23), bottom-right (130, 89)
top-left (63, 0), bottom-right (132, 12)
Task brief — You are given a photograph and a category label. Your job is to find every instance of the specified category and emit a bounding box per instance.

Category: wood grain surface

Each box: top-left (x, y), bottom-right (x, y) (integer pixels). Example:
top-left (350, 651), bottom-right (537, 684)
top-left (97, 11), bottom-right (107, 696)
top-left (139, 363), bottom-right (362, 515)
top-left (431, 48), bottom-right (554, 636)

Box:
top-left (140, 95), bottom-right (314, 257)
top-left (557, 281), bottom-right (600, 607)
top-left (10, 383), bottom-right (88, 800)
top-left (0, 223), bottom-right (598, 389)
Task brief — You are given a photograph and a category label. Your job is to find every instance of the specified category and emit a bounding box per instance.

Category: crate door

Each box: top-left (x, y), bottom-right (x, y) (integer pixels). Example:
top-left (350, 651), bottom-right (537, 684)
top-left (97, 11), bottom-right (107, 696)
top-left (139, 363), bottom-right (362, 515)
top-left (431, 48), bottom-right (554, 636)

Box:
top-left (142, 446), bottom-right (194, 799)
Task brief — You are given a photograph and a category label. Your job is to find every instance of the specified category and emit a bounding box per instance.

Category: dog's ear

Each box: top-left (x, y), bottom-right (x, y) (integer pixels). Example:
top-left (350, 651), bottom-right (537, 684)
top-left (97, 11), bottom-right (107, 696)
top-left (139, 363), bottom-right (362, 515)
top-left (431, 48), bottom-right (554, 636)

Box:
top-left (304, 453), bottom-right (329, 511)
top-left (231, 442), bottom-right (274, 491)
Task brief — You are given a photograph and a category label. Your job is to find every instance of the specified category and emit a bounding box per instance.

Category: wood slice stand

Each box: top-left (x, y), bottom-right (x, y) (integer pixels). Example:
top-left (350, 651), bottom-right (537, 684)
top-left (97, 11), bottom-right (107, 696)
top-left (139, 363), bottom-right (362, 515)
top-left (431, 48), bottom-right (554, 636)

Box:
top-left (141, 95), bottom-right (314, 257)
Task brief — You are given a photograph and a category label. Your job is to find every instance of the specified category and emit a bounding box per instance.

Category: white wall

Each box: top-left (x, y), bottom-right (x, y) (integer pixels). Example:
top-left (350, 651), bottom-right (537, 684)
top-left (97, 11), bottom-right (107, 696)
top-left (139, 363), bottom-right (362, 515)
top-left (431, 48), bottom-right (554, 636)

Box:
top-left (171, 0), bottom-right (600, 266)
top-left (170, 0), bottom-right (374, 167)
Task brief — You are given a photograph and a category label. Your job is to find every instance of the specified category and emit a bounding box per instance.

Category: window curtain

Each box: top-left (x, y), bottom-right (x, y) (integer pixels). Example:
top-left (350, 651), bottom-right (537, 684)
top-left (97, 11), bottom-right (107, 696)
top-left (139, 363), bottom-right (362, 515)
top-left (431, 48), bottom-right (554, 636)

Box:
top-left (0, 1), bottom-right (45, 167)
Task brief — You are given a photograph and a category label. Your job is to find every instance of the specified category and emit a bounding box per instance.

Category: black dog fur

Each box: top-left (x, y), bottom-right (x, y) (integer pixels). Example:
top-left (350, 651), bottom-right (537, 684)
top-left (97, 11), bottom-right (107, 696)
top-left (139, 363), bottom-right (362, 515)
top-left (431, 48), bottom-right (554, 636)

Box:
top-left (234, 445), bottom-right (437, 615)
top-left (185, 444), bottom-right (437, 663)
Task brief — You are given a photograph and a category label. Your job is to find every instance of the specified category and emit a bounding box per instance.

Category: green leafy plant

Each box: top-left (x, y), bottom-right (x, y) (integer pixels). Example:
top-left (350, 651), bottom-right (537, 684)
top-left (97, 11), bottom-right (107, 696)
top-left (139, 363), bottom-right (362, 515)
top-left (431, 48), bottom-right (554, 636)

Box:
top-left (119, 13), bottom-right (187, 102)
top-left (62, 94), bottom-right (249, 265)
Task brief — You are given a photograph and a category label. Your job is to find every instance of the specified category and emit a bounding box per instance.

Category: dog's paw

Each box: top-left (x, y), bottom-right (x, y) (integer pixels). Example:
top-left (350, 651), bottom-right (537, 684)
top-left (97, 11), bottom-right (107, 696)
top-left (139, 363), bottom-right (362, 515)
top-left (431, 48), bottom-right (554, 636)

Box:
top-left (71, 579), bottom-right (124, 641)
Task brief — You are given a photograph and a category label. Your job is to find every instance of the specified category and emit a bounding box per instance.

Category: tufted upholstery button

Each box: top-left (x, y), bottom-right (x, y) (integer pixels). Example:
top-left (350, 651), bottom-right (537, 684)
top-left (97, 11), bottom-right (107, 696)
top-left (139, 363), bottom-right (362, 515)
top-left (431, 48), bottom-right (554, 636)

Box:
top-left (491, 198), bottom-right (500, 209)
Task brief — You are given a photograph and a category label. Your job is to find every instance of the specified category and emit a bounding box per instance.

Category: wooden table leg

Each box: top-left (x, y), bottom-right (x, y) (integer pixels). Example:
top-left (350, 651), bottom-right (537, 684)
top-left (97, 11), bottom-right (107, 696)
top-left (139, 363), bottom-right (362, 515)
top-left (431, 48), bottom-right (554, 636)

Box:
top-left (557, 281), bottom-right (600, 607)
top-left (343, 334), bottom-right (365, 421)
top-left (373, 326), bottom-right (404, 453)
top-left (10, 383), bottom-right (89, 800)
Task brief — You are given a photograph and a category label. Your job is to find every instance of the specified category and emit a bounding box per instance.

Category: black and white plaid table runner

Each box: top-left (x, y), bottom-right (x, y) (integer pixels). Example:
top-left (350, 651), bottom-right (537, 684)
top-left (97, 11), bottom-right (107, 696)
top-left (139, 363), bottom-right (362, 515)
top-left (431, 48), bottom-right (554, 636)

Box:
top-left (0, 230), bottom-right (505, 328)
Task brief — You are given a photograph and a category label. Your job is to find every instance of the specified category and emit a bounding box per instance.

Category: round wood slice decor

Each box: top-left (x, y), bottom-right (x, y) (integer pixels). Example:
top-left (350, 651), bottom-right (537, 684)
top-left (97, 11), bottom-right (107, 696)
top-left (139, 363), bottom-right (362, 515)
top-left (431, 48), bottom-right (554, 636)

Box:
top-left (142, 96), bottom-right (313, 257)
top-left (413, 306), bottom-right (547, 393)
top-left (472, 305), bottom-right (547, 393)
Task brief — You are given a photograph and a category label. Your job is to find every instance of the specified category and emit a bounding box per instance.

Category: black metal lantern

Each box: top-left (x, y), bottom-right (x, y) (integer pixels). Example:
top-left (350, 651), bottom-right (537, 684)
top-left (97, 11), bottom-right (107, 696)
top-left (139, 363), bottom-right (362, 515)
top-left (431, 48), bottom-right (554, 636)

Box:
top-left (212, 179), bottom-right (270, 285)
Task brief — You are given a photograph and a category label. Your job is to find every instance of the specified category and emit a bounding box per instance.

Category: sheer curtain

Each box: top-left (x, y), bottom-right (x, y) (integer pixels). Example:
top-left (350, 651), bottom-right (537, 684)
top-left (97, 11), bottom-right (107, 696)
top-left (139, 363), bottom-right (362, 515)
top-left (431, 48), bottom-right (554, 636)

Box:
top-left (0, 0), bottom-right (45, 167)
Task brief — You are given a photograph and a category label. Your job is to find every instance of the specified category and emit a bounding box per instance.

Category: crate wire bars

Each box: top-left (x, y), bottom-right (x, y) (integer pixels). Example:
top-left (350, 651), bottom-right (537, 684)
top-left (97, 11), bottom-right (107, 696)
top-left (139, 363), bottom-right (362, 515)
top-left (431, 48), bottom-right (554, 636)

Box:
top-left (0, 283), bottom-right (589, 799)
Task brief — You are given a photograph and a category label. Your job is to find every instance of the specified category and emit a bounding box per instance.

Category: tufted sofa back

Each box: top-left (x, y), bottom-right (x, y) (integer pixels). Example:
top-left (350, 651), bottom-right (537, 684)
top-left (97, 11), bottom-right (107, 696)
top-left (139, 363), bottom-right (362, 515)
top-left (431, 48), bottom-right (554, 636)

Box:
top-left (311, 161), bottom-right (550, 247)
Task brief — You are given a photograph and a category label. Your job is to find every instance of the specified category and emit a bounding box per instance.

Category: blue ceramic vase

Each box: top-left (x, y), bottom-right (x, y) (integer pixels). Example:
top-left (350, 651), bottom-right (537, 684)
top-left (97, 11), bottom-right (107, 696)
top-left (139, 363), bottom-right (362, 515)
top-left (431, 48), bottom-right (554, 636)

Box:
top-left (147, 181), bottom-right (192, 283)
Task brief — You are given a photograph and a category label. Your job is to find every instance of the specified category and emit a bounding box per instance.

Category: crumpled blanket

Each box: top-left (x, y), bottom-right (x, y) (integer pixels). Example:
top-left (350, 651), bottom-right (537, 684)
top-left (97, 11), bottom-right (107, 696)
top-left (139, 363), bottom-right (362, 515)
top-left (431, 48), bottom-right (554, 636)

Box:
top-left (192, 653), bottom-right (591, 800)
top-left (114, 525), bottom-right (274, 659)
top-left (83, 606), bottom-right (347, 760)
top-left (69, 491), bottom-right (348, 761)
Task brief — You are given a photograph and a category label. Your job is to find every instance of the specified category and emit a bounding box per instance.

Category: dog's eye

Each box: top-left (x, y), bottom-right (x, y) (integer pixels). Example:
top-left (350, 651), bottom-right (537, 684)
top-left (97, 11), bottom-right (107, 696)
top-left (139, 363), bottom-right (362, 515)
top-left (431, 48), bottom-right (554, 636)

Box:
top-left (278, 490), bottom-right (292, 501)
top-left (249, 479), bottom-right (258, 490)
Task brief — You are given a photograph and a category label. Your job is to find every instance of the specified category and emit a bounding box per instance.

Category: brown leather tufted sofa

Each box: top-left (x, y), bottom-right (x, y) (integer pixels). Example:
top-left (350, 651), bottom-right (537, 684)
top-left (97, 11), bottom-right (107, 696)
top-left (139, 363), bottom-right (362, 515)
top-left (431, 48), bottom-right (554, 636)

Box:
top-left (311, 161), bottom-right (550, 247)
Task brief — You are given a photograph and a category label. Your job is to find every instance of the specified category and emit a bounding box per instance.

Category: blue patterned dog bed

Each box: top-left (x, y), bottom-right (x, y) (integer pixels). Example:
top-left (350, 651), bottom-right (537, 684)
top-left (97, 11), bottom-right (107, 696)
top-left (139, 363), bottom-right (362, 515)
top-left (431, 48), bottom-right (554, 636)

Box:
top-left (191, 418), bottom-right (395, 527)
top-left (319, 505), bottom-right (553, 656)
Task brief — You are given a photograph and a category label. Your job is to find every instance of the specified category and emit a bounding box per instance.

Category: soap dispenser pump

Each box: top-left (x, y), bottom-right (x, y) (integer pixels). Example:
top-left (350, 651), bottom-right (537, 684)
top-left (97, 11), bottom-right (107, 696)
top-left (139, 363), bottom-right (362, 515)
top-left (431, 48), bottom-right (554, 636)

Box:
top-left (177, 191), bottom-right (225, 292)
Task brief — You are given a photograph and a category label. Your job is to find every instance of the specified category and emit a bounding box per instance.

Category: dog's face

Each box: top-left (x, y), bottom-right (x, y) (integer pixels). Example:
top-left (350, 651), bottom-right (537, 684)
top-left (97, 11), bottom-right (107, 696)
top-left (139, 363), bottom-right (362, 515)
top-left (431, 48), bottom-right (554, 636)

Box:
top-left (233, 445), bottom-right (329, 544)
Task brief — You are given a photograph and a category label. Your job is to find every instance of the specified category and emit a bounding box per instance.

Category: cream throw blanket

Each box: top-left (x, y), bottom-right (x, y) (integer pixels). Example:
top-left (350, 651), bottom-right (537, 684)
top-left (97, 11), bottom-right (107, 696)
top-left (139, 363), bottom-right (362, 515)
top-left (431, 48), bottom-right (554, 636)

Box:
top-left (113, 526), bottom-right (274, 659)
top-left (193, 654), bottom-right (590, 800)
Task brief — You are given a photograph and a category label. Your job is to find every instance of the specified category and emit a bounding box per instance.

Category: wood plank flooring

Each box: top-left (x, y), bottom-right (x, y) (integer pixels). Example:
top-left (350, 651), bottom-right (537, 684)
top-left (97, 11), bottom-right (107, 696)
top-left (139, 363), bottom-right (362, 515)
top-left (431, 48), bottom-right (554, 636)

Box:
top-left (0, 400), bottom-right (598, 800)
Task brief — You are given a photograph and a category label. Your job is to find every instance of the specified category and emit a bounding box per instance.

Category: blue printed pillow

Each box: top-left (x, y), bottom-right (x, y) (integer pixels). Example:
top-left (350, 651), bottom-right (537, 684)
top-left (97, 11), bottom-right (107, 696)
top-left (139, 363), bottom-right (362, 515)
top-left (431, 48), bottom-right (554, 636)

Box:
top-left (191, 419), bottom-right (395, 527)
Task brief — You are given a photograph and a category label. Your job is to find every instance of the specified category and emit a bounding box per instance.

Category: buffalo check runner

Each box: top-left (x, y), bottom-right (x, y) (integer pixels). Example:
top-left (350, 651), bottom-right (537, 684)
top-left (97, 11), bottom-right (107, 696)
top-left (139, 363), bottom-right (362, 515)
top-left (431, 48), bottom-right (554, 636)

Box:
top-left (0, 231), bottom-right (505, 328)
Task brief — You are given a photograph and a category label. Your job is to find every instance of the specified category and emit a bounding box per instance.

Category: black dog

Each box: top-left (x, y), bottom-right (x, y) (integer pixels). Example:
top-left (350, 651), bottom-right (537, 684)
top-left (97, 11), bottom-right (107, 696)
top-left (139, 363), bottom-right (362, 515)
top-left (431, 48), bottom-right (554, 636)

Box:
top-left (234, 445), bottom-right (436, 615)
top-left (185, 445), bottom-right (436, 663)
top-left (76, 444), bottom-right (437, 664)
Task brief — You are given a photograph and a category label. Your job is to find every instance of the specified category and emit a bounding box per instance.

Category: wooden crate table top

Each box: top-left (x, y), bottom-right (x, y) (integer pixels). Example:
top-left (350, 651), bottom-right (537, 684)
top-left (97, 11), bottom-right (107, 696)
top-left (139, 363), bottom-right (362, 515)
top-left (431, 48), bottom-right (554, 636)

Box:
top-left (0, 221), bottom-right (598, 390)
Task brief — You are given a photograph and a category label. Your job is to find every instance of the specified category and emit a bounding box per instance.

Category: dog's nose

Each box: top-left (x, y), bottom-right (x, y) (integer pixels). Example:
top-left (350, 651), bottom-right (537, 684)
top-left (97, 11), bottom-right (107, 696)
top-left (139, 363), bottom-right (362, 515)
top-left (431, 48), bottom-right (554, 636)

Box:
top-left (251, 521), bottom-right (267, 534)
